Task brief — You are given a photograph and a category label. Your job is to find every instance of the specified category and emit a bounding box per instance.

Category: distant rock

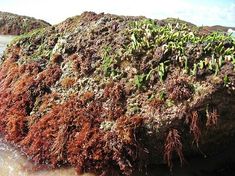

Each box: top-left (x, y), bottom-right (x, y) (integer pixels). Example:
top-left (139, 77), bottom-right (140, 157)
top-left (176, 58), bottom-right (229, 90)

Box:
top-left (162, 17), bottom-right (196, 28)
top-left (0, 11), bottom-right (50, 35)
top-left (162, 18), bottom-right (235, 35)
top-left (205, 25), bottom-right (235, 32)
top-left (198, 25), bottom-right (235, 35)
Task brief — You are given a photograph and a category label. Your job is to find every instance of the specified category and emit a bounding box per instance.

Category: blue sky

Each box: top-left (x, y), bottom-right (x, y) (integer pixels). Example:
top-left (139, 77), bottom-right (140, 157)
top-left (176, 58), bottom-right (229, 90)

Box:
top-left (0, 0), bottom-right (234, 27)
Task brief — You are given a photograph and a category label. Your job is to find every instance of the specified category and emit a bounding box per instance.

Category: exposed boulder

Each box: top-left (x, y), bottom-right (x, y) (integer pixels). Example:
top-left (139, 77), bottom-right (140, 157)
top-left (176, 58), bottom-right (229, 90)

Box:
top-left (0, 12), bottom-right (235, 175)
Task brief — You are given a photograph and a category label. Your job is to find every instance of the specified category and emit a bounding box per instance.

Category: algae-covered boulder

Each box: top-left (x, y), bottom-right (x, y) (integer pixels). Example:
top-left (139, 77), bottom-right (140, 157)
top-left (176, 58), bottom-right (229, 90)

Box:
top-left (0, 12), bottom-right (235, 175)
top-left (0, 11), bottom-right (50, 35)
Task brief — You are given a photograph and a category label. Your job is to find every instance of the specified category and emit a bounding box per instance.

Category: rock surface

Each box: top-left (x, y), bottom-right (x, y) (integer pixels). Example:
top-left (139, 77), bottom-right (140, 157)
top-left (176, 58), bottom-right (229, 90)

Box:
top-left (0, 11), bottom-right (50, 35)
top-left (0, 12), bottom-right (235, 176)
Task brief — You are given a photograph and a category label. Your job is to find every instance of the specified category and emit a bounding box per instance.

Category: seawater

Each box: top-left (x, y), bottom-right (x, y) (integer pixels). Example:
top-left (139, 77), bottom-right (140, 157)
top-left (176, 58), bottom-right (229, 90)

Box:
top-left (0, 35), bottom-right (14, 58)
top-left (0, 138), bottom-right (91, 176)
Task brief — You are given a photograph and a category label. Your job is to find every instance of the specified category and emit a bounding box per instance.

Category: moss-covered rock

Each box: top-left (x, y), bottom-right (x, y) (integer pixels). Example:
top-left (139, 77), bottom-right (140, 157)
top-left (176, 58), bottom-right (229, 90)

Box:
top-left (0, 12), bottom-right (235, 175)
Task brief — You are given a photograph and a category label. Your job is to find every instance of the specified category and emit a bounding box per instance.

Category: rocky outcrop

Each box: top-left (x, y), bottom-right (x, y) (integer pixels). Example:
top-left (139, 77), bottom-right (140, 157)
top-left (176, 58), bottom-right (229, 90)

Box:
top-left (0, 12), bottom-right (235, 175)
top-left (202, 25), bottom-right (235, 33)
top-left (0, 11), bottom-right (50, 35)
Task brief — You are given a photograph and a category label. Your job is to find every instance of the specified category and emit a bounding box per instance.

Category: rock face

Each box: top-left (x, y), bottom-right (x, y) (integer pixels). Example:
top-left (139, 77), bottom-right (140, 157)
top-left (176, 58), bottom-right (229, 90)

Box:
top-left (0, 12), bottom-right (235, 175)
top-left (0, 11), bottom-right (50, 35)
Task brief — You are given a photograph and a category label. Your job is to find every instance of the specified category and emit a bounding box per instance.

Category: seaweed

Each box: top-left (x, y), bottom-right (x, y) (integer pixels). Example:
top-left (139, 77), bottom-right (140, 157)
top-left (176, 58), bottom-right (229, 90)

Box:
top-left (206, 107), bottom-right (219, 127)
top-left (104, 83), bottom-right (127, 120)
top-left (164, 129), bottom-right (184, 170)
top-left (61, 77), bottom-right (75, 89)
top-left (186, 111), bottom-right (201, 147)
top-left (167, 78), bottom-right (193, 102)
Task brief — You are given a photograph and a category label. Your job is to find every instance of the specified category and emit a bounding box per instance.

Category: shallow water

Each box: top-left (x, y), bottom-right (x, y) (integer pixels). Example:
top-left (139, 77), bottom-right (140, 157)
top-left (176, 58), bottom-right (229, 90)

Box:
top-left (0, 138), bottom-right (89, 176)
top-left (0, 35), bottom-right (14, 58)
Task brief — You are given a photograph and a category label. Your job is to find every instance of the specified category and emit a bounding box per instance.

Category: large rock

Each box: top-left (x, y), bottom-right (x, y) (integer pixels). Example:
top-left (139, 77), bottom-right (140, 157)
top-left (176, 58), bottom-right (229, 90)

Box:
top-left (0, 11), bottom-right (50, 35)
top-left (0, 12), bottom-right (235, 175)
